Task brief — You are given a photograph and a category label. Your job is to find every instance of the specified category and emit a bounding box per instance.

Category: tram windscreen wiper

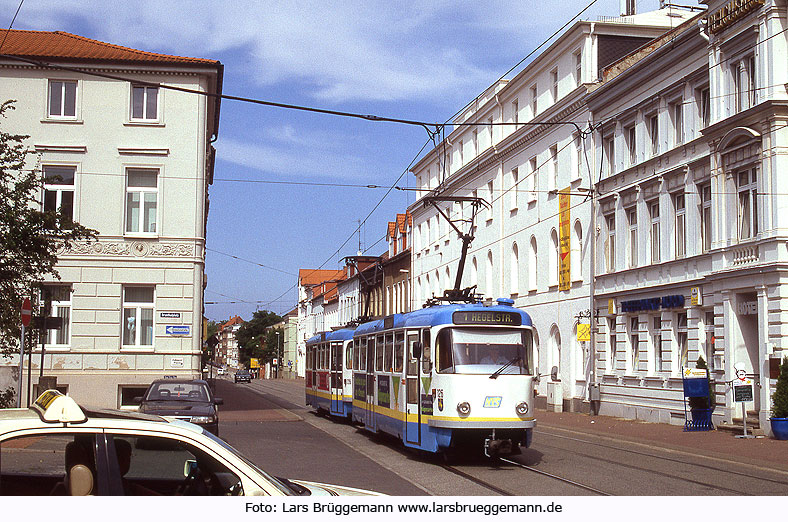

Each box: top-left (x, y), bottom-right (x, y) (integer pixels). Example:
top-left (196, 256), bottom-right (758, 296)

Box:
top-left (490, 357), bottom-right (521, 379)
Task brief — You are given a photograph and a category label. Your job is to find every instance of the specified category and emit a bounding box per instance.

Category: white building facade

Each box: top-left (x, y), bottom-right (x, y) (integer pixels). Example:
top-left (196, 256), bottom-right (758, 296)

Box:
top-left (409, 8), bottom-right (692, 411)
top-left (588, 0), bottom-right (788, 435)
top-left (0, 30), bottom-right (222, 409)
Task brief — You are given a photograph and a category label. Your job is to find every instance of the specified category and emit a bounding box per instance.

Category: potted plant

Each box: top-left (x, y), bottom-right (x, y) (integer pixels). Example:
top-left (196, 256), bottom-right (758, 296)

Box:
top-left (770, 356), bottom-right (788, 440)
top-left (688, 356), bottom-right (713, 427)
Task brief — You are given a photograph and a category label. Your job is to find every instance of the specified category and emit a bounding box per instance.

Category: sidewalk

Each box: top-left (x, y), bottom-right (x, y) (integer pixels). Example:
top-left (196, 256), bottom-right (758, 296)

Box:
top-left (534, 408), bottom-right (788, 472)
top-left (256, 377), bottom-right (788, 472)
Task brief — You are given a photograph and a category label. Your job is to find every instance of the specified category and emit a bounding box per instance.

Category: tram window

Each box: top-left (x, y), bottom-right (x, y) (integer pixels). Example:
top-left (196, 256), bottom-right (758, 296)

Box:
top-left (394, 333), bottom-right (404, 372)
top-left (357, 338), bottom-right (365, 371)
top-left (422, 329), bottom-right (432, 373)
top-left (376, 335), bottom-right (384, 371)
top-left (333, 342), bottom-right (343, 371)
top-left (366, 337), bottom-right (375, 372)
top-left (384, 334), bottom-right (394, 372)
top-left (437, 329), bottom-right (453, 373)
top-left (345, 343), bottom-right (352, 370)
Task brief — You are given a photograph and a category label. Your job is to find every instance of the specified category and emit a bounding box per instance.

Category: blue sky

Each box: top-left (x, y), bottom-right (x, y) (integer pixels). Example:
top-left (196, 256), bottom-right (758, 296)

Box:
top-left (2, 0), bottom-right (702, 321)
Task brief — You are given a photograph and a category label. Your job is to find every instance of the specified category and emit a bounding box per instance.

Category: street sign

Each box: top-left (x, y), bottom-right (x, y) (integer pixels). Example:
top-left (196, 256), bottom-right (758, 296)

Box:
top-left (32, 316), bottom-right (64, 330)
top-left (21, 298), bottom-right (32, 327)
top-left (250, 358), bottom-right (259, 369)
top-left (272, 358), bottom-right (278, 366)
top-left (160, 312), bottom-right (181, 318)
top-left (577, 324), bottom-right (591, 342)
top-left (165, 325), bottom-right (191, 335)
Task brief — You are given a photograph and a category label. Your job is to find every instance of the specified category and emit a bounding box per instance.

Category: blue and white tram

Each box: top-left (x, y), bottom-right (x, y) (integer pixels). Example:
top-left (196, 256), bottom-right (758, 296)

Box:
top-left (351, 298), bottom-right (536, 456)
top-left (305, 329), bottom-right (355, 418)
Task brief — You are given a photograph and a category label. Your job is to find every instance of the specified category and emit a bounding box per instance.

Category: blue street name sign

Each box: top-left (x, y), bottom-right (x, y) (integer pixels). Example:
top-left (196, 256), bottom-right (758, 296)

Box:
top-left (165, 325), bottom-right (191, 335)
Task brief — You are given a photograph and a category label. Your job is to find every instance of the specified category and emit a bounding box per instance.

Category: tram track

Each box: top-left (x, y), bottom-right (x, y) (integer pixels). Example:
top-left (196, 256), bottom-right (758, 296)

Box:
top-left (439, 458), bottom-right (612, 496)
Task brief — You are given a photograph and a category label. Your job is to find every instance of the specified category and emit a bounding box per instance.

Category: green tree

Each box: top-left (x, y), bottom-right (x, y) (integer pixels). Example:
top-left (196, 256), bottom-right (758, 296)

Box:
top-left (236, 310), bottom-right (281, 367)
top-left (0, 100), bottom-right (96, 358)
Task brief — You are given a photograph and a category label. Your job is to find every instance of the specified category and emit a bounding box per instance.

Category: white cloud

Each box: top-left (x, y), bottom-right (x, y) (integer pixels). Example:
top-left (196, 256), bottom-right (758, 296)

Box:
top-left (214, 135), bottom-right (367, 180)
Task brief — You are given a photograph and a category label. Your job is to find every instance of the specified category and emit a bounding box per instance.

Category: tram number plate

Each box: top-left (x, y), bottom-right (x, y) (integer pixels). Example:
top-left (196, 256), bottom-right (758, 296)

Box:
top-left (483, 396), bottom-right (502, 408)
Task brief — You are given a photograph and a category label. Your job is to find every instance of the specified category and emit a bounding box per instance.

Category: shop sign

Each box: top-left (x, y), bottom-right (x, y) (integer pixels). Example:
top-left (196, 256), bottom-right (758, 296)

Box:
top-left (691, 287), bottom-right (702, 306)
top-left (708, 0), bottom-right (764, 35)
top-left (621, 294), bottom-right (685, 313)
top-left (738, 301), bottom-right (757, 315)
top-left (608, 299), bottom-right (616, 315)
top-left (733, 379), bottom-right (754, 402)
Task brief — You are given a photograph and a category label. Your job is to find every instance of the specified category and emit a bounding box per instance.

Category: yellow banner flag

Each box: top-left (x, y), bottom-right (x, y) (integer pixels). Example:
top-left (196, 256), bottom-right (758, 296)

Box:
top-left (559, 187), bottom-right (571, 291)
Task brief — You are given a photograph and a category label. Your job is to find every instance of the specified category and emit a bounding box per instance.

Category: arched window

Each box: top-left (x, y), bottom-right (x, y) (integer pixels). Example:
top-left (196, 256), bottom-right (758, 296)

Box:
top-left (510, 243), bottom-right (519, 295)
top-left (445, 267), bottom-right (451, 291)
top-left (471, 257), bottom-right (478, 288)
top-left (550, 325), bottom-right (562, 375)
top-left (572, 220), bottom-right (582, 283)
top-left (549, 229), bottom-right (559, 286)
top-left (486, 250), bottom-right (494, 297)
top-left (528, 236), bottom-right (537, 290)
top-left (434, 270), bottom-right (440, 297)
top-left (425, 274), bottom-right (431, 300)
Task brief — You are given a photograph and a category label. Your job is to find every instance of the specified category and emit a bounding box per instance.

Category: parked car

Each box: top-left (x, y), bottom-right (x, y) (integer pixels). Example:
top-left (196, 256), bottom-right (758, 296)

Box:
top-left (0, 390), bottom-right (383, 496)
top-left (135, 379), bottom-right (222, 435)
top-left (217, 367), bottom-right (226, 376)
top-left (234, 369), bottom-right (252, 383)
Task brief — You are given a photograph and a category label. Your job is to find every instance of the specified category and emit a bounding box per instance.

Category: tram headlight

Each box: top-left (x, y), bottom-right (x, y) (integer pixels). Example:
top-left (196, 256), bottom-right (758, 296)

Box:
top-left (515, 401), bottom-right (529, 415)
top-left (457, 401), bottom-right (471, 415)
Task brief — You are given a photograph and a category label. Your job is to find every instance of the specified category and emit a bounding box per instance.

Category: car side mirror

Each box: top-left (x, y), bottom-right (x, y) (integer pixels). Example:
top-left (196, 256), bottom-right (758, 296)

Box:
top-left (550, 365), bottom-right (559, 382)
top-left (412, 341), bottom-right (422, 359)
top-left (214, 398), bottom-right (223, 405)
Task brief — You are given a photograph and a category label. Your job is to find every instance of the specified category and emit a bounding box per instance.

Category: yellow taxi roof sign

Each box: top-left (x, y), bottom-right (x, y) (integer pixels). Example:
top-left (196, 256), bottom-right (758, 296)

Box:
top-left (32, 389), bottom-right (87, 423)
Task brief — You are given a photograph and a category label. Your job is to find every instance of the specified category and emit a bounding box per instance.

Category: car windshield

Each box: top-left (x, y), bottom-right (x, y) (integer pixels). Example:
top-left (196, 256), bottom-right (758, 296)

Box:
top-left (437, 328), bottom-right (534, 375)
top-left (145, 382), bottom-right (211, 402)
top-left (201, 430), bottom-right (295, 495)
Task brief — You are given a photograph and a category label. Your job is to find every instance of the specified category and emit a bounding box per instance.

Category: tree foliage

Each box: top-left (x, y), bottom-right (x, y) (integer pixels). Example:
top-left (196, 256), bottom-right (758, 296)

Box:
top-left (772, 357), bottom-right (788, 419)
top-left (0, 100), bottom-right (97, 356)
top-left (236, 310), bottom-right (282, 367)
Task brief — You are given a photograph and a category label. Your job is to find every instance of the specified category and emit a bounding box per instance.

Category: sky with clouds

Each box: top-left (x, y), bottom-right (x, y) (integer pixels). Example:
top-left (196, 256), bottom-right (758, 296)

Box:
top-left (1, 0), bottom-right (703, 321)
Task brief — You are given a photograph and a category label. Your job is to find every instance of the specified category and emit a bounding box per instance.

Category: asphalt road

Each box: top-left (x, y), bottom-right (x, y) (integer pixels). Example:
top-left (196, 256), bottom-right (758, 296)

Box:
top-left (212, 377), bottom-right (427, 495)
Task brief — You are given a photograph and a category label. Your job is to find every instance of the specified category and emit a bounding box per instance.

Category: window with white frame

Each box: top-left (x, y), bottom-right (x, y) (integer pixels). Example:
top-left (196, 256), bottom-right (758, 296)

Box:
top-left (131, 85), bottom-right (159, 120)
top-left (604, 135), bottom-right (615, 176)
top-left (650, 201), bottom-right (660, 263)
top-left (605, 214), bottom-right (615, 273)
top-left (549, 144), bottom-right (558, 190)
top-left (671, 100), bottom-right (683, 146)
top-left (551, 68), bottom-right (559, 102)
top-left (733, 55), bottom-right (756, 112)
top-left (676, 312), bottom-right (688, 369)
top-left (574, 50), bottom-right (582, 86)
top-left (122, 286), bottom-right (154, 347)
top-left (512, 99), bottom-right (519, 129)
top-left (574, 133), bottom-right (583, 181)
top-left (649, 114), bottom-right (659, 156)
top-left (626, 125), bottom-right (636, 166)
top-left (530, 84), bottom-right (537, 117)
top-left (608, 317), bottom-right (617, 372)
top-left (42, 285), bottom-right (71, 347)
top-left (698, 87), bottom-right (710, 129)
top-left (486, 180), bottom-right (494, 222)
top-left (509, 167), bottom-right (518, 211)
top-left (487, 117), bottom-right (494, 148)
top-left (472, 129), bottom-right (478, 157)
top-left (572, 220), bottom-right (582, 282)
top-left (674, 192), bottom-right (686, 258)
top-left (651, 315), bottom-right (662, 373)
top-left (630, 316), bottom-right (639, 372)
top-left (125, 168), bottom-right (158, 234)
top-left (737, 168), bottom-right (758, 240)
top-left (700, 183), bottom-right (712, 251)
top-left (48, 80), bottom-right (77, 118)
top-left (458, 140), bottom-right (464, 166)
top-left (527, 157), bottom-right (538, 203)
top-left (627, 207), bottom-right (638, 268)
top-left (42, 165), bottom-right (75, 222)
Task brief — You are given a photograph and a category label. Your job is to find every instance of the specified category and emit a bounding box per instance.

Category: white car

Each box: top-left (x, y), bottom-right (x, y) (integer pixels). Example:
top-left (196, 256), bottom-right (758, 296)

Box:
top-left (217, 367), bottom-right (226, 375)
top-left (0, 390), bottom-right (383, 497)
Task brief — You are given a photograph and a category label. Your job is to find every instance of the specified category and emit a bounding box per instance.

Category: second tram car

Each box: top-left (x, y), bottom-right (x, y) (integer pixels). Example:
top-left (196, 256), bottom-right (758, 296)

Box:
top-left (305, 329), bottom-right (355, 418)
top-left (351, 298), bottom-right (536, 456)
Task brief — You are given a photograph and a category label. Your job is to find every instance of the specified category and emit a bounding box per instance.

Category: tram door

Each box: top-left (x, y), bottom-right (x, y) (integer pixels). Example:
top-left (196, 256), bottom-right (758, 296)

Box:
top-left (330, 341), bottom-right (343, 415)
top-left (365, 337), bottom-right (377, 431)
top-left (405, 331), bottom-right (421, 444)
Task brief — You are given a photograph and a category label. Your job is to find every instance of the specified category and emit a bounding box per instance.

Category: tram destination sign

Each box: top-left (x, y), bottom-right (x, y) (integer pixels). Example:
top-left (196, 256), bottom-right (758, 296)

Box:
top-left (453, 310), bottom-right (521, 326)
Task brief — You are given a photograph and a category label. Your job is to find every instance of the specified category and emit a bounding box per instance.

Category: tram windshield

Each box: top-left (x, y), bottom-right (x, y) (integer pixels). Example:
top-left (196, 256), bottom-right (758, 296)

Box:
top-left (437, 328), bottom-right (533, 375)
